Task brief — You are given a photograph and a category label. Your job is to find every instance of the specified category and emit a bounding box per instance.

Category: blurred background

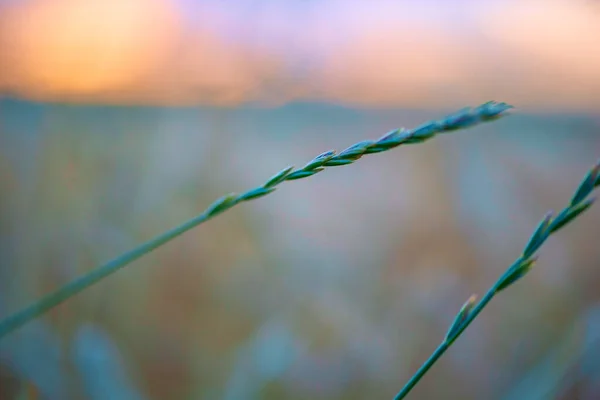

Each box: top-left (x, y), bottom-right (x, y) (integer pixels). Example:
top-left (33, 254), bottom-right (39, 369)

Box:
top-left (1, 0), bottom-right (600, 399)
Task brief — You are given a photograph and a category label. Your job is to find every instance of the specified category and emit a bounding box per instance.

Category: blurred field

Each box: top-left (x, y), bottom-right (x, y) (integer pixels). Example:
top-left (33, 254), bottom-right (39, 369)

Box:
top-left (0, 97), bottom-right (599, 399)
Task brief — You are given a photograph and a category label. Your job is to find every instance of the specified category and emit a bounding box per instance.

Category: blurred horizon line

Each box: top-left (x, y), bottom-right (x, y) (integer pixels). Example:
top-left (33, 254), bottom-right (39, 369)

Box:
top-left (1, 0), bottom-right (599, 111)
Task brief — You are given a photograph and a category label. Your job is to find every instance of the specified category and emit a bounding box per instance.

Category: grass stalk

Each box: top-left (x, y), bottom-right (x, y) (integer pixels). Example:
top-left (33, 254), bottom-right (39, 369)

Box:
top-left (0, 101), bottom-right (511, 340)
top-left (393, 159), bottom-right (600, 399)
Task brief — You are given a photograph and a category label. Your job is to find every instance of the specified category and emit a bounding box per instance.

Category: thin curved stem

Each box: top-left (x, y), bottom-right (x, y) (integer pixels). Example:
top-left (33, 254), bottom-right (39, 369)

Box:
top-left (0, 101), bottom-right (511, 340)
top-left (393, 284), bottom-right (499, 400)
top-left (393, 160), bottom-right (599, 399)
top-left (0, 211), bottom-right (213, 338)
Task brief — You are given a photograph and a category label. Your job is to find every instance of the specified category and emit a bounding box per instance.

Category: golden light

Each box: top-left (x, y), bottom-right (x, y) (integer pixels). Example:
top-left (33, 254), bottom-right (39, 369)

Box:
top-left (0, 0), bottom-right (180, 100)
top-left (0, 0), bottom-right (599, 109)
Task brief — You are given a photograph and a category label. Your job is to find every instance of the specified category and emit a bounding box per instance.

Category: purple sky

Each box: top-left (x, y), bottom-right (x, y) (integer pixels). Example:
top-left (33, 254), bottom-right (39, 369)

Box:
top-left (0, 0), bottom-right (599, 109)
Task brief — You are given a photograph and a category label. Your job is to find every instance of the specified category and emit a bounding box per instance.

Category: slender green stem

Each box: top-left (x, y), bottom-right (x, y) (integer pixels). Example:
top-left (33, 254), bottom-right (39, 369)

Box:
top-left (393, 160), bottom-right (599, 399)
top-left (394, 342), bottom-right (448, 399)
top-left (0, 211), bottom-right (214, 339)
top-left (0, 102), bottom-right (512, 340)
top-left (393, 282), bottom-right (500, 400)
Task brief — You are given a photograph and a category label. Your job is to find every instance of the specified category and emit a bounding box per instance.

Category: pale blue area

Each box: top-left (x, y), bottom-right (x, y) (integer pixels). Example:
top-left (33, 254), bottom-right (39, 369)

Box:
top-left (0, 321), bottom-right (67, 400)
top-left (72, 324), bottom-right (147, 400)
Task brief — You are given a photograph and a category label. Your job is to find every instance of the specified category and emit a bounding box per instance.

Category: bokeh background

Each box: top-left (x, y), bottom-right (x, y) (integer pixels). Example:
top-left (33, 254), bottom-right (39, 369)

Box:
top-left (1, 0), bottom-right (600, 399)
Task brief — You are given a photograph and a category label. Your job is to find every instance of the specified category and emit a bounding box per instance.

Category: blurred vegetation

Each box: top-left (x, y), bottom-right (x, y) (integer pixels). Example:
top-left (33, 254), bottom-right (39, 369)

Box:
top-left (0, 98), bottom-right (599, 399)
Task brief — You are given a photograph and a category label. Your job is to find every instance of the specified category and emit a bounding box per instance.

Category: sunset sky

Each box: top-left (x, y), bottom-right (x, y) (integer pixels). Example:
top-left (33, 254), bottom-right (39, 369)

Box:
top-left (1, 0), bottom-right (599, 110)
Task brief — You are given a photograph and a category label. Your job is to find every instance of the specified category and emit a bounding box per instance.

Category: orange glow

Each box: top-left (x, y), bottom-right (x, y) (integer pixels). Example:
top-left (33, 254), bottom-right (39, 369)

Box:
top-left (0, 0), bottom-right (599, 109)
top-left (0, 0), bottom-right (179, 97)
